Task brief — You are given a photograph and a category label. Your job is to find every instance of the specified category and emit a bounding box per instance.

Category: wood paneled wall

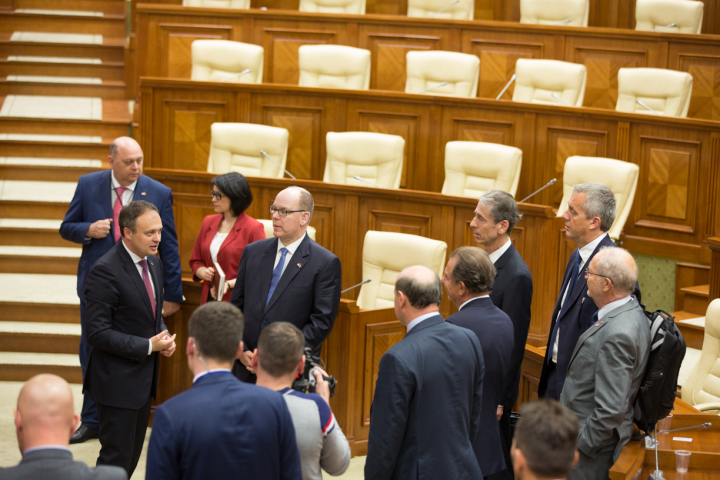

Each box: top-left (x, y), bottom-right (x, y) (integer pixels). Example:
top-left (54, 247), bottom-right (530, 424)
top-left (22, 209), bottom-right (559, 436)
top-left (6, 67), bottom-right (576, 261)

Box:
top-left (138, 78), bottom-right (720, 264)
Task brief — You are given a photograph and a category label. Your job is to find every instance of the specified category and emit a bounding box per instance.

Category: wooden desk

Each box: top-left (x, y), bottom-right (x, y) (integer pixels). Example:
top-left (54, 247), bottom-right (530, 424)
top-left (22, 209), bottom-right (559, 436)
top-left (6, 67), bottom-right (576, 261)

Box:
top-left (135, 4), bottom-right (720, 121)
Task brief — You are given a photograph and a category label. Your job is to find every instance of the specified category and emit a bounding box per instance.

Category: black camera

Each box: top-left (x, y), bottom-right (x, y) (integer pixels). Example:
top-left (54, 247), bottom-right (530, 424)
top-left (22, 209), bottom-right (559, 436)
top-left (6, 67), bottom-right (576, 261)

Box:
top-left (292, 348), bottom-right (337, 398)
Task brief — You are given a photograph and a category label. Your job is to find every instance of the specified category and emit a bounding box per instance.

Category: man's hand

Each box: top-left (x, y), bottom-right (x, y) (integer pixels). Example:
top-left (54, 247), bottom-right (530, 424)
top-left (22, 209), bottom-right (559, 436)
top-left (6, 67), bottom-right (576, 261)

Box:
top-left (312, 367), bottom-right (331, 406)
top-left (496, 406), bottom-right (503, 421)
top-left (162, 301), bottom-right (181, 317)
top-left (86, 219), bottom-right (112, 239)
top-left (196, 266), bottom-right (215, 282)
top-left (239, 350), bottom-right (255, 373)
top-left (160, 336), bottom-right (176, 357)
top-left (151, 330), bottom-right (176, 352)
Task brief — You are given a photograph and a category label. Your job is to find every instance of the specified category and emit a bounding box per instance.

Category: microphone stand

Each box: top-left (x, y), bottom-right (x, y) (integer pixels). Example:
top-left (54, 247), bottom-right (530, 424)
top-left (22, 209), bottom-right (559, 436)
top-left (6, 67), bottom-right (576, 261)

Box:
top-left (520, 178), bottom-right (556, 203)
top-left (636, 99), bottom-right (660, 115)
top-left (430, 0), bottom-right (460, 17)
top-left (260, 150), bottom-right (296, 179)
top-left (653, 22), bottom-right (677, 32)
top-left (551, 18), bottom-right (572, 25)
top-left (648, 422), bottom-right (712, 480)
top-left (221, 68), bottom-right (252, 82)
top-left (418, 81), bottom-right (448, 94)
top-left (353, 175), bottom-right (381, 188)
top-left (341, 279), bottom-right (372, 294)
top-left (551, 93), bottom-right (570, 106)
top-left (495, 74), bottom-right (516, 100)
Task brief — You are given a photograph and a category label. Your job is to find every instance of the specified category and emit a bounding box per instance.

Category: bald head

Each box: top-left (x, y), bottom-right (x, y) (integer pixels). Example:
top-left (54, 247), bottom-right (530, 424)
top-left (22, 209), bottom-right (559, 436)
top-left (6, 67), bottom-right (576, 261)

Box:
top-left (394, 265), bottom-right (442, 325)
top-left (108, 136), bottom-right (143, 186)
top-left (586, 247), bottom-right (637, 309)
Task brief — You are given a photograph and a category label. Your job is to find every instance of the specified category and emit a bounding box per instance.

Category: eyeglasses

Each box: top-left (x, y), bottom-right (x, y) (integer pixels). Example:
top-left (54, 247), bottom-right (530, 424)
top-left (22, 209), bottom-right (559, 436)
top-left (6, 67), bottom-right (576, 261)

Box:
top-left (211, 191), bottom-right (225, 200)
top-left (270, 206), bottom-right (306, 217)
top-left (585, 270), bottom-right (612, 282)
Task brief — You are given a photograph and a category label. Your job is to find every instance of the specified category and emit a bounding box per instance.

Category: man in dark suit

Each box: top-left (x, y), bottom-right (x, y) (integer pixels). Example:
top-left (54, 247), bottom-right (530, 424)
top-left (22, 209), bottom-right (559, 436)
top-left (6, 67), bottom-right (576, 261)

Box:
top-left (84, 200), bottom-right (177, 477)
top-left (539, 183), bottom-right (640, 400)
top-left (146, 302), bottom-right (302, 480)
top-left (471, 190), bottom-right (533, 479)
top-left (1, 374), bottom-right (126, 480)
top-left (60, 137), bottom-right (183, 444)
top-left (230, 186), bottom-right (341, 382)
top-left (443, 247), bottom-right (514, 479)
top-left (365, 265), bottom-right (485, 480)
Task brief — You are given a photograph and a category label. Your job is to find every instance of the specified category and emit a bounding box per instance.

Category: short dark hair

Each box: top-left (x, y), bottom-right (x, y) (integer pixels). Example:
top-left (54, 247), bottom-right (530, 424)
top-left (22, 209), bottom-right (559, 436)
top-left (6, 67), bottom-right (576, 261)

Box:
top-left (188, 302), bottom-right (244, 363)
top-left (478, 190), bottom-right (522, 233)
top-left (211, 172), bottom-right (253, 216)
top-left (449, 247), bottom-right (495, 294)
top-left (119, 200), bottom-right (159, 237)
top-left (395, 269), bottom-right (442, 309)
top-left (257, 322), bottom-right (304, 378)
top-left (514, 399), bottom-right (579, 478)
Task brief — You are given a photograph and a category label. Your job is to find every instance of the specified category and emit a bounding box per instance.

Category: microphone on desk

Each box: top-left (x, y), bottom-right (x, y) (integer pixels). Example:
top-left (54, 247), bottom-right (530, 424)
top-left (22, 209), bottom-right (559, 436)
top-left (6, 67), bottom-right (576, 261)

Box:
top-left (551, 93), bottom-right (570, 106)
top-left (551, 18), bottom-right (572, 25)
top-left (260, 150), bottom-right (296, 179)
top-left (519, 178), bottom-right (557, 203)
top-left (341, 279), bottom-right (372, 294)
top-left (653, 22), bottom-right (677, 32)
top-left (221, 68), bottom-right (252, 83)
top-left (646, 421), bottom-right (712, 480)
top-left (496, 73), bottom-right (516, 100)
top-left (430, 0), bottom-right (460, 17)
top-left (418, 81), bottom-right (448, 94)
top-left (353, 175), bottom-right (381, 188)
top-left (658, 422), bottom-right (712, 435)
top-left (636, 99), bottom-right (660, 115)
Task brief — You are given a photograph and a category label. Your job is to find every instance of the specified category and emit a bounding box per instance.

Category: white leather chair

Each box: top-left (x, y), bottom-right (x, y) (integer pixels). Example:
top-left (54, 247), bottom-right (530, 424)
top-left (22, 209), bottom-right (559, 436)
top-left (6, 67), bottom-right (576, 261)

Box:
top-left (441, 141), bottom-right (522, 198)
top-left (207, 123), bottom-right (289, 178)
top-left (407, 0), bottom-right (474, 20)
top-left (299, 0), bottom-right (366, 14)
top-left (323, 132), bottom-right (405, 189)
top-left (635, 0), bottom-right (704, 34)
top-left (556, 156), bottom-right (639, 241)
top-left (191, 40), bottom-right (263, 84)
top-left (259, 219), bottom-right (316, 240)
top-left (298, 45), bottom-right (371, 90)
top-left (184, 0), bottom-right (250, 8)
top-left (512, 59), bottom-right (587, 107)
top-left (682, 299), bottom-right (720, 414)
top-left (520, 0), bottom-right (589, 27)
top-left (357, 230), bottom-right (447, 310)
top-left (405, 51), bottom-right (480, 98)
top-left (616, 68), bottom-right (693, 117)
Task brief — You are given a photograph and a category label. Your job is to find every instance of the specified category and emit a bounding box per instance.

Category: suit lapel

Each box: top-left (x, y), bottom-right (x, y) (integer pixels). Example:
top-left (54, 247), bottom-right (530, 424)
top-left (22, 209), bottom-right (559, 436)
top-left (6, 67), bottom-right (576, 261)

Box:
top-left (148, 256), bottom-right (163, 325)
top-left (260, 238), bottom-right (279, 310)
top-left (117, 243), bottom-right (156, 324)
top-left (493, 244), bottom-right (514, 275)
top-left (266, 236), bottom-right (311, 311)
top-left (98, 170), bottom-right (114, 228)
top-left (218, 214), bottom-right (242, 255)
top-left (557, 236), bottom-right (613, 321)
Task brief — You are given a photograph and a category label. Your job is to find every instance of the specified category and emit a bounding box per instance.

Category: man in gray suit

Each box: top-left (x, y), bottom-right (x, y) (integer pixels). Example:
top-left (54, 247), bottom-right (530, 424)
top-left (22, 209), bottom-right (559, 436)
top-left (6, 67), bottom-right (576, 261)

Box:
top-left (1, 374), bottom-right (126, 480)
top-left (560, 248), bottom-right (650, 480)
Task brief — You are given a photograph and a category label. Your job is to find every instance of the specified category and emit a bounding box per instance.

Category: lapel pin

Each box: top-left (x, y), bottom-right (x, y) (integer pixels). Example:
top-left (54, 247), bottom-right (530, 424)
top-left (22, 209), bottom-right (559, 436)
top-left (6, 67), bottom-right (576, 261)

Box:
top-left (141, 192), bottom-right (147, 196)
top-left (151, 262), bottom-right (154, 266)
top-left (297, 263), bottom-right (302, 268)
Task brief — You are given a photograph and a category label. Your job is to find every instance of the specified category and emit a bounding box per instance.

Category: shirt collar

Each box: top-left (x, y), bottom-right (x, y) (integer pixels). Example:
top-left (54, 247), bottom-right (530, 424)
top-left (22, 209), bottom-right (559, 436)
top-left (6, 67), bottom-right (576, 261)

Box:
top-left (121, 238), bottom-right (146, 265)
top-left (578, 232), bottom-right (608, 267)
top-left (23, 445), bottom-right (71, 455)
top-left (597, 295), bottom-right (633, 321)
top-left (111, 170), bottom-right (138, 192)
top-left (278, 232), bottom-right (306, 254)
top-left (192, 369), bottom-right (232, 384)
top-left (488, 238), bottom-right (512, 264)
top-left (406, 311), bottom-right (439, 333)
top-left (459, 295), bottom-right (489, 310)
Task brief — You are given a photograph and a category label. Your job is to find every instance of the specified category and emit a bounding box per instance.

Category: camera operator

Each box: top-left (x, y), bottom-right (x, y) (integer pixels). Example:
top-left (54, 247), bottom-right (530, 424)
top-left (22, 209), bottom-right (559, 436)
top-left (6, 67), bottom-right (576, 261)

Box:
top-left (253, 322), bottom-right (351, 480)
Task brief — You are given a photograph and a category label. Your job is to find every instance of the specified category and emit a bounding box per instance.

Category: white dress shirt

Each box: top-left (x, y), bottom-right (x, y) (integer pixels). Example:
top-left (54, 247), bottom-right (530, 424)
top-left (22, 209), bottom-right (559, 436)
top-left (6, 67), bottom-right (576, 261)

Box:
top-left (458, 295), bottom-right (489, 310)
top-left (209, 232), bottom-right (228, 264)
top-left (121, 240), bottom-right (156, 355)
top-left (193, 368), bottom-right (232, 384)
top-left (273, 232), bottom-right (307, 276)
top-left (406, 311), bottom-right (439, 333)
top-left (488, 238), bottom-right (512, 265)
top-left (597, 295), bottom-right (633, 322)
top-left (111, 171), bottom-right (137, 207)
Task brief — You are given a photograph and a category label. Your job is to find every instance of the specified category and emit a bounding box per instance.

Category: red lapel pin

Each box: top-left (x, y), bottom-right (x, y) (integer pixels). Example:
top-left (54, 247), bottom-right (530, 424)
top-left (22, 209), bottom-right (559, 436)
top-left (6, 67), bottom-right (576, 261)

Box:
top-left (141, 192), bottom-right (147, 196)
top-left (297, 263), bottom-right (302, 268)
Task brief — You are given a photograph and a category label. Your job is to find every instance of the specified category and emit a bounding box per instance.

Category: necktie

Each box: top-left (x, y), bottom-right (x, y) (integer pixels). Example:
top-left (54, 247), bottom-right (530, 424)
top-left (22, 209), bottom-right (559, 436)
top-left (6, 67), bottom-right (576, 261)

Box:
top-left (139, 259), bottom-right (156, 318)
top-left (113, 186), bottom-right (128, 242)
top-left (591, 311), bottom-right (599, 326)
top-left (547, 251), bottom-right (582, 364)
top-left (266, 248), bottom-right (288, 307)
top-left (565, 251), bottom-right (582, 302)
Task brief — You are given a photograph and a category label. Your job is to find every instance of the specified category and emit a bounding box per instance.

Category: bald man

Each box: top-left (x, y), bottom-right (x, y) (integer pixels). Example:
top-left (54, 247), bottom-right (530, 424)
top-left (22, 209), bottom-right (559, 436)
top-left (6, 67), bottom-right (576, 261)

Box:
top-left (60, 137), bottom-right (183, 443)
top-left (0, 374), bottom-right (126, 480)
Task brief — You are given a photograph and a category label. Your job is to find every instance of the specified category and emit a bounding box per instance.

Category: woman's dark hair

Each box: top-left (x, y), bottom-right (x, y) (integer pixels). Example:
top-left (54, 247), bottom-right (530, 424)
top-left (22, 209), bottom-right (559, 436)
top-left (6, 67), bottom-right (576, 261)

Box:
top-left (211, 172), bottom-right (253, 216)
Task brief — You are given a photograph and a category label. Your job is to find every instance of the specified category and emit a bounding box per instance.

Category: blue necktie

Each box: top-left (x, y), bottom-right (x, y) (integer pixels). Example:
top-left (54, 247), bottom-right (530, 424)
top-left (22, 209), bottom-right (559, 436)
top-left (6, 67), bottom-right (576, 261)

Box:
top-left (591, 311), bottom-right (599, 326)
top-left (266, 248), bottom-right (287, 307)
top-left (565, 251), bottom-right (582, 302)
top-left (547, 251), bottom-right (582, 364)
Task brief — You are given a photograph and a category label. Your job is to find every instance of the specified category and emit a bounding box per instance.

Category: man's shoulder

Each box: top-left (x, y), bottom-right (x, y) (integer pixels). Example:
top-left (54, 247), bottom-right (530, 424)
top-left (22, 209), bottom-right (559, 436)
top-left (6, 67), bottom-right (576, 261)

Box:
top-left (246, 236), bottom-right (276, 251)
top-left (505, 248), bottom-right (531, 275)
top-left (283, 390), bottom-right (334, 433)
top-left (305, 236), bottom-right (338, 260)
top-left (138, 175), bottom-right (171, 195)
top-left (1, 453), bottom-right (127, 480)
top-left (77, 170), bottom-right (109, 184)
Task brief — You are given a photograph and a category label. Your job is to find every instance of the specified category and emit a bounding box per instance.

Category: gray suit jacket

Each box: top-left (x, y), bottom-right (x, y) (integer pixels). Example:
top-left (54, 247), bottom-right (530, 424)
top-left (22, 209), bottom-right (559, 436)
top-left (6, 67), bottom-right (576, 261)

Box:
top-left (560, 297), bottom-right (650, 461)
top-left (0, 449), bottom-right (127, 480)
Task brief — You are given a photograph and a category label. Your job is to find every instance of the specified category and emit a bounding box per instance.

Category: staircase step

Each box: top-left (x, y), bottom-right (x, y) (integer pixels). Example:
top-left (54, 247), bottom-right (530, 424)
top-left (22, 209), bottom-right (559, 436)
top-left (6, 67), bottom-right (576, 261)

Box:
top-left (14, 0), bottom-right (125, 15)
top-left (0, 157), bottom-right (103, 167)
top-left (0, 57), bottom-right (125, 82)
top-left (0, 218), bottom-right (73, 246)
top-left (0, 179), bottom-right (77, 202)
top-left (1, 14), bottom-right (125, 38)
top-left (672, 310), bottom-right (705, 350)
top-left (0, 246), bottom-right (80, 274)
top-left (1, 94), bottom-right (103, 120)
top-left (0, 38), bottom-right (124, 63)
top-left (2, 302), bottom-right (79, 323)
top-left (0, 133), bottom-right (110, 158)
top-left (0, 162), bottom-right (101, 181)
top-left (0, 78), bottom-right (127, 99)
top-left (0, 321), bottom-right (80, 354)
top-left (0, 117), bottom-right (127, 139)
top-left (14, 9), bottom-right (104, 17)
top-left (0, 200), bottom-right (70, 219)
top-left (680, 284), bottom-right (709, 316)
top-left (0, 351), bottom-right (81, 382)
top-left (0, 273), bottom-right (78, 304)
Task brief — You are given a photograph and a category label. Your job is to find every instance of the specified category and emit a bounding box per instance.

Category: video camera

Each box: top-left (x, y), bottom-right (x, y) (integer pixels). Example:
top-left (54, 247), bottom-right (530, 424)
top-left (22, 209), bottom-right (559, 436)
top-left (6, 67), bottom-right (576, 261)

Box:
top-left (292, 347), bottom-right (337, 398)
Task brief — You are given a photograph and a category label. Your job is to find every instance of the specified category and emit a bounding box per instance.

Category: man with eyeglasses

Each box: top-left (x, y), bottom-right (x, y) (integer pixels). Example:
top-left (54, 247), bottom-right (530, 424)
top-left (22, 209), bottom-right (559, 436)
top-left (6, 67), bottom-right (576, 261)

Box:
top-left (230, 186), bottom-right (342, 382)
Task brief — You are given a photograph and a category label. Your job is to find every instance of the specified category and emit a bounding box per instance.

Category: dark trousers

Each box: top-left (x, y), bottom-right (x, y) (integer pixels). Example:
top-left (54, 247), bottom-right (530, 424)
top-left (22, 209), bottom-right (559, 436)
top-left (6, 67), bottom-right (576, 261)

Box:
top-left (96, 396), bottom-right (152, 478)
top-left (79, 299), bottom-right (99, 430)
top-left (487, 405), bottom-right (516, 480)
top-left (543, 362), bottom-right (563, 401)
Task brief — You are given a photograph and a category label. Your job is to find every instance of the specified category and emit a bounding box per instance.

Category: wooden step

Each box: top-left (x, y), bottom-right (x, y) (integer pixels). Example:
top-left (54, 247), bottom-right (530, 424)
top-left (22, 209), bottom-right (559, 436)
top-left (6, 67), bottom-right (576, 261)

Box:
top-left (0, 58), bottom-right (124, 82)
top-left (0, 200), bottom-right (69, 220)
top-left (14, 0), bottom-right (126, 16)
top-left (0, 78), bottom-right (127, 99)
top-left (0, 117), bottom-right (129, 139)
top-left (1, 302), bottom-right (79, 323)
top-left (0, 252), bottom-right (78, 274)
top-left (672, 310), bottom-right (705, 350)
top-left (0, 13), bottom-right (125, 38)
top-left (0, 322), bottom-right (80, 354)
top-left (0, 139), bottom-right (110, 159)
top-left (0, 163), bottom-right (101, 182)
top-left (0, 38), bottom-right (124, 63)
top-left (0, 352), bottom-right (81, 383)
top-left (680, 284), bottom-right (709, 316)
top-left (674, 262), bottom-right (710, 311)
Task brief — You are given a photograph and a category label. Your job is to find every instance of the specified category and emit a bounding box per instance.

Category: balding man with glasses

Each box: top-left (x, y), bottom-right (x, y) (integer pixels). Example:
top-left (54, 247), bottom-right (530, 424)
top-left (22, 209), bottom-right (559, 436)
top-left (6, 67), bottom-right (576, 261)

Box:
top-left (230, 186), bottom-right (342, 382)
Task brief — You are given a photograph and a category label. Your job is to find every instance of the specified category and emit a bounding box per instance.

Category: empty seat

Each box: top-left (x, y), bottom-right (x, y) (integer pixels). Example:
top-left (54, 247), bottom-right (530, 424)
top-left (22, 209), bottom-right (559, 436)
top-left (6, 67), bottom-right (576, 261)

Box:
top-left (323, 132), bottom-right (405, 189)
top-left (616, 67), bottom-right (693, 117)
top-left (207, 123), bottom-right (289, 178)
top-left (299, 0), bottom-right (366, 14)
top-left (635, 0), bottom-right (704, 34)
top-left (191, 40), bottom-right (263, 84)
top-left (405, 50), bottom-right (480, 98)
top-left (441, 141), bottom-right (522, 198)
top-left (298, 45), bottom-right (371, 90)
top-left (520, 0), bottom-right (589, 27)
top-left (512, 59), bottom-right (587, 107)
top-left (407, 0), bottom-right (475, 20)
top-left (681, 299), bottom-right (720, 414)
top-left (183, 0), bottom-right (250, 9)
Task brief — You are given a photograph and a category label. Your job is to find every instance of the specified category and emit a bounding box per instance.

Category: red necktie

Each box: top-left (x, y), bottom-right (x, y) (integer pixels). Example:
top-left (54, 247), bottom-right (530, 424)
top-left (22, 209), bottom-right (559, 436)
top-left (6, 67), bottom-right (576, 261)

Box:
top-left (138, 259), bottom-right (156, 318)
top-left (113, 186), bottom-right (128, 242)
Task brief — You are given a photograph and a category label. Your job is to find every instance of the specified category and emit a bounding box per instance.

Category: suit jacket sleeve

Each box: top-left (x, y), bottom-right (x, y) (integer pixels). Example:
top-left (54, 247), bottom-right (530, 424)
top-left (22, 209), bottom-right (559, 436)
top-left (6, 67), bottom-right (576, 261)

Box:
top-left (303, 254), bottom-right (342, 350)
top-left (501, 273), bottom-right (533, 407)
top-left (84, 262), bottom-right (152, 360)
top-left (59, 179), bottom-right (93, 245)
top-left (189, 217), bottom-right (210, 282)
top-left (229, 246), bottom-right (248, 314)
top-left (157, 189), bottom-right (183, 303)
top-left (471, 335), bottom-right (485, 439)
top-left (145, 405), bottom-right (179, 480)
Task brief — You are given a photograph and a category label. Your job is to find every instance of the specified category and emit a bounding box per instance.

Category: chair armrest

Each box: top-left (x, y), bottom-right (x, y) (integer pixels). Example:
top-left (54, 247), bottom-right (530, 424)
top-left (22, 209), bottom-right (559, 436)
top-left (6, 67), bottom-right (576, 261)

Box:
top-left (692, 402), bottom-right (720, 413)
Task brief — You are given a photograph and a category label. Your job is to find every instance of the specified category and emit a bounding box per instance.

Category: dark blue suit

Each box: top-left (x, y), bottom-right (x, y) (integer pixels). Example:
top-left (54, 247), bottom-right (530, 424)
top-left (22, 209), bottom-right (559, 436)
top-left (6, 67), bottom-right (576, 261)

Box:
top-left (447, 296), bottom-right (514, 478)
top-left (365, 315), bottom-right (485, 480)
top-left (145, 371), bottom-right (302, 480)
top-left (60, 170), bottom-right (182, 429)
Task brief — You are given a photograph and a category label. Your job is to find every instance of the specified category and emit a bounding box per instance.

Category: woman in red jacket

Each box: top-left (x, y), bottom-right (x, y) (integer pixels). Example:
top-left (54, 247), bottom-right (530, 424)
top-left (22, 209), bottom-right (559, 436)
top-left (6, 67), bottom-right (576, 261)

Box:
top-left (190, 172), bottom-right (265, 303)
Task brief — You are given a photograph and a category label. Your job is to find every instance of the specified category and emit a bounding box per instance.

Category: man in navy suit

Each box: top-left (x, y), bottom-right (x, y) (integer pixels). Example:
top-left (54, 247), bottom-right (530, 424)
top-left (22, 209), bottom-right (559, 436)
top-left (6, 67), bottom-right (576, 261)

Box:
top-left (365, 265), bottom-right (485, 480)
top-left (444, 247), bottom-right (514, 479)
top-left (60, 137), bottom-right (183, 443)
top-left (538, 183), bottom-right (640, 400)
top-left (230, 186), bottom-right (341, 382)
top-left (146, 302), bottom-right (302, 480)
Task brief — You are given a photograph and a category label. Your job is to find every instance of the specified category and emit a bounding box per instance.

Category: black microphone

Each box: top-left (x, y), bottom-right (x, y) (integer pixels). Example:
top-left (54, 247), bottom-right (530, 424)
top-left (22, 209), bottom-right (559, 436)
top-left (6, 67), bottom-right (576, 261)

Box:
top-left (341, 279), bottom-right (371, 294)
top-left (519, 178), bottom-right (557, 203)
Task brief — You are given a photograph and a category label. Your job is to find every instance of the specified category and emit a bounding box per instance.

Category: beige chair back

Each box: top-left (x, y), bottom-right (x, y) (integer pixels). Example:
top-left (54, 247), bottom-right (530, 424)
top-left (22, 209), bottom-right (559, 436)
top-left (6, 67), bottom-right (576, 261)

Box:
top-left (299, 0), bottom-right (366, 14)
top-left (635, 0), bottom-right (704, 34)
top-left (520, 0), bottom-right (589, 27)
top-left (191, 40), bottom-right (263, 84)
top-left (441, 141), bottom-right (522, 198)
top-left (207, 123), bottom-right (289, 178)
top-left (184, 0), bottom-right (250, 7)
top-left (512, 59), bottom-right (587, 107)
top-left (298, 45), bottom-right (371, 90)
top-left (682, 299), bottom-right (720, 412)
top-left (258, 219), bottom-right (316, 241)
top-left (405, 50), bottom-right (480, 98)
top-left (616, 68), bottom-right (693, 118)
top-left (556, 156), bottom-right (639, 241)
top-left (407, 0), bottom-right (474, 20)
top-left (357, 230), bottom-right (447, 310)
top-left (323, 132), bottom-right (405, 189)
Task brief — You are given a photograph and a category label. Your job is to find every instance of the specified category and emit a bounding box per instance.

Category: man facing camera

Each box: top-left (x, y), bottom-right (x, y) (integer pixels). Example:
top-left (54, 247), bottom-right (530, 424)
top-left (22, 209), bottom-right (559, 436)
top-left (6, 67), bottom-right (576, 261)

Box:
top-left (254, 322), bottom-right (351, 480)
top-left (146, 302), bottom-right (302, 480)
top-left (443, 247), bottom-right (514, 479)
top-left (365, 265), bottom-right (485, 480)
top-left (230, 186), bottom-right (342, 382)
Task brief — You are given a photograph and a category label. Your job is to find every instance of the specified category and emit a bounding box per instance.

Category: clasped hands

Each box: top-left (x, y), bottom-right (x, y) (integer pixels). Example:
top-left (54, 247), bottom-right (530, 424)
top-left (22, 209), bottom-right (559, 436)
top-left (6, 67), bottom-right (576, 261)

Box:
top-left (151, 330), bottom-right (177, 357)
top-left (197, 266), bottom-right (235, 299)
